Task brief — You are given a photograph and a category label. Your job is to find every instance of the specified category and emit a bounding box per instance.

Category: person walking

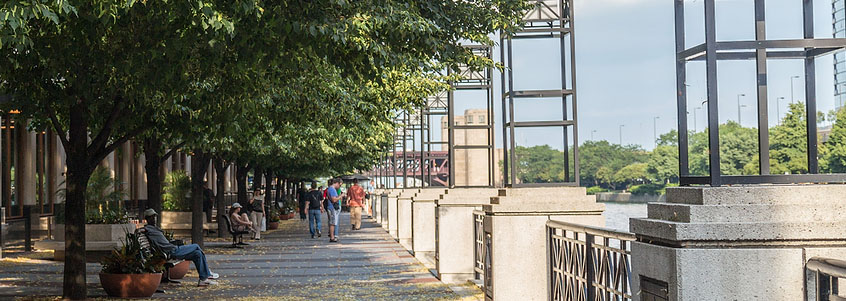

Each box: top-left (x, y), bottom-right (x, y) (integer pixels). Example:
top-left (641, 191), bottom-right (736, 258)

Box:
top-left (203, 182), bottom-right (215, 224)
top-left (142, 209), bottom-right (220, 286)
top-left (347, 181), bottom-right (365, 230)
top-left (304, 183), bottom-right (324, 238)
top-left (326, 179), bottom-right (345, 242)
top-left (297, 186), bottom-right (308, 220)
top-left (248, 189), bottom-right (265, 240)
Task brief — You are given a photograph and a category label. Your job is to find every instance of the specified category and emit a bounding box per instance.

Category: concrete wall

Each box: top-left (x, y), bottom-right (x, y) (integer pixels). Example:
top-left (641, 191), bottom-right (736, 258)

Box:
top-left (596, 192), bottom-right (665, 203)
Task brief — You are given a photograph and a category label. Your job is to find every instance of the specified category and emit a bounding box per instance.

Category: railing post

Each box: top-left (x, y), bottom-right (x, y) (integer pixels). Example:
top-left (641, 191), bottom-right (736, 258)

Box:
top-left (585, 232), bottom-right (595, 301)
top-left (546, 225), bottom-right (552, 301)
top-left (24, 206), bottom-right (32, 252)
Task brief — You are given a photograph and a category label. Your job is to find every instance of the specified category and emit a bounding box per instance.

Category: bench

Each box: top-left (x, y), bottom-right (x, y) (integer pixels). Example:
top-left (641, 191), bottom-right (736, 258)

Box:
top-left (221, 214), bottom-right (249, 248)
top-left (137, 228), bottom-right (185, 284)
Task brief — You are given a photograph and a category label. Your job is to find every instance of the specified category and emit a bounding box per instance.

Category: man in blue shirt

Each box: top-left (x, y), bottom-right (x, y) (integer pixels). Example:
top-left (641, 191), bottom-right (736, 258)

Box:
top-left (326, 178), bottom-right (346, 242)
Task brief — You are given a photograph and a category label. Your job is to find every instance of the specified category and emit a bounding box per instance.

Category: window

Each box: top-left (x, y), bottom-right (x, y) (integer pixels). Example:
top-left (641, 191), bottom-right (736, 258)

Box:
top-left (466, 116), bottom-right (473, 124)
top-left (478, 115), bottom-right (485, 124)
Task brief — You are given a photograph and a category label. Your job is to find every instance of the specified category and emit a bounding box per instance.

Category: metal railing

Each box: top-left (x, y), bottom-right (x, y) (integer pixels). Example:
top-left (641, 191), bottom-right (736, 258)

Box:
top-left (547, 220), bottom-right (636, 301)
top-left (473, 209), bottom-right (493, 299)
top-left (807, 257), bottom-right (846, 301)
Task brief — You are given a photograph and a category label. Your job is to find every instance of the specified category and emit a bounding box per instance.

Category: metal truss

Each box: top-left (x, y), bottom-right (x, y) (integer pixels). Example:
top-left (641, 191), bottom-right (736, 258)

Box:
top-left (501, 0), bottom-right (579, 187)
top-left (420, 91), bottom-right (449, 187)
top-left (448, 45), bottom-right (497, 188)
top-left (675, 0), bottom-right (846, 186)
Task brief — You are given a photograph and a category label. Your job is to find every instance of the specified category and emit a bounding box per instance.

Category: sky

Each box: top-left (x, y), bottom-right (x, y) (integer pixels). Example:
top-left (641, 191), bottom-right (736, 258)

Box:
top-left (421, 0), bottom-right (842, 152)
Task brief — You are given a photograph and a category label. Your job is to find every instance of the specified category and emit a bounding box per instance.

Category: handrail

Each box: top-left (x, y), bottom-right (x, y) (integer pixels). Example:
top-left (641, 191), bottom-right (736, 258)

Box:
top-left (546, 219), bottom-right (636, 241)
top-left (808, 257), bottom-right (846, 279)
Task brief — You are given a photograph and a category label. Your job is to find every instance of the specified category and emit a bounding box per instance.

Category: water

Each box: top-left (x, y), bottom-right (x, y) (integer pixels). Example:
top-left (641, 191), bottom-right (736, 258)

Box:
top-left (601, 202), bottom-right (648, 232)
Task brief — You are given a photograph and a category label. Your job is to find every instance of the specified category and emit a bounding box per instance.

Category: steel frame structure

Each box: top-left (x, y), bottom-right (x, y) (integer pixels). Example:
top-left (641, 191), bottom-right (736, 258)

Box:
top-left (500, 0), bottom-right (579, 187)
top-left (675, 0), bottom-right (846, 186)
top-left (421, 91), bottom-right (449, 187)
top-left (447, 45), bottom-right (497, 188)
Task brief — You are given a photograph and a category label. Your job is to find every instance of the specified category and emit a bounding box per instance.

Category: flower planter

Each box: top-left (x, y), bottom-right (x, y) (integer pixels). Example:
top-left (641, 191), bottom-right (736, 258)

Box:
top-left (99, 273), bottom-right (162, 298)
top-left (279, 214), bottom-right (291, 221)
top-left (267, 221), bottom-right (279, 230)
top-left (168, 261), bottom-right (190, 280)
top-left (287, 213), bottom-right (295, 219)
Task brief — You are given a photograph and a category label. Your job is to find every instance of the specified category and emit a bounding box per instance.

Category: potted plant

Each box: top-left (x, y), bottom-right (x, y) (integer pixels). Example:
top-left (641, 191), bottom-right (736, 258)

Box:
top-left (99, 231), bottom-right (165, 298)
top-left (267, 208), bottom-right (280, 230)
top-left (161, 170), bottom-right (193, 228)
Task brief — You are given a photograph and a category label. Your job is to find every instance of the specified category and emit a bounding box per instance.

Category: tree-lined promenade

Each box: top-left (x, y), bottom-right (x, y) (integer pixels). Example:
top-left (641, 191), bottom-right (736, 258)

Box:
top-left (0, 1), bottom-right (530, 299)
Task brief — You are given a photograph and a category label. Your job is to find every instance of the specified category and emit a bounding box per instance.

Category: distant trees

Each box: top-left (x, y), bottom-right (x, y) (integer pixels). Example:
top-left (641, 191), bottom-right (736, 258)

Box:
top-left (514, 103), bottom-right (846, 191)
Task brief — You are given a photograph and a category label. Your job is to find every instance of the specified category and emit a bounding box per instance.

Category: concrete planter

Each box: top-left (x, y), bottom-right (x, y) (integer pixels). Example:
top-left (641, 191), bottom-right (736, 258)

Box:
top-left (161, 211), bottom-right (193, 225)
top-left (53, 223), bottom-right (136, 242)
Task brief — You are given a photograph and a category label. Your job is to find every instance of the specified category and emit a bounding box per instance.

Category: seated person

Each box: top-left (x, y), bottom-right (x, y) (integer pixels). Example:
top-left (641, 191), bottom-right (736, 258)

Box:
top-left (142, 208), bottom-right (219, 286)
top-left (229, 203), bottom-right (255, 235)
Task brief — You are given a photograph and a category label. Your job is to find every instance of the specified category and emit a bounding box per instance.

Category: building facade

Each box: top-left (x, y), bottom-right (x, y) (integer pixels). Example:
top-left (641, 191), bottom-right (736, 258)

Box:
top-left (441, 109), bottom-right (503, 187)
top-left (835, 0), bottom-right (846, 110)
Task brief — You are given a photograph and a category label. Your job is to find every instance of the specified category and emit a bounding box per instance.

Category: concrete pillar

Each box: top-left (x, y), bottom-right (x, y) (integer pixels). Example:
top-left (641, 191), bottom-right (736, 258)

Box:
top-left (373, 189), bottom-right (383, 224)
top-left (119, 143), bottom-right (131, 197)
top-left (434, 188), bottom-right (499, 284)
top-left (380, 190), bottom-right (389, 227)
top-left (398, 189), bottom-right (418, 249)
top-left (16, 120), bottom-right (36, 206)
top-left (482, 187), bottom-right (604, 300)
top-left (135, 152), bottom-right (147, 200)
top-left (51, 133), bottom-right (65, 205)
top-left (386, 189), bottom-right (404, 238)
top-left (631, 185), bottom-right (846, 300)
top-left (224, 165), bottom-right (232, 193)
top-left (410, 188), bottom-right (448, 268)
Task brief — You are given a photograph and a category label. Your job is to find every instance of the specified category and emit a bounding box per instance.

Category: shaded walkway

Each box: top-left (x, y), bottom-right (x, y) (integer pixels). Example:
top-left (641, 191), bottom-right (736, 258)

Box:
top-left (0, 213), bottom-right (478, 300)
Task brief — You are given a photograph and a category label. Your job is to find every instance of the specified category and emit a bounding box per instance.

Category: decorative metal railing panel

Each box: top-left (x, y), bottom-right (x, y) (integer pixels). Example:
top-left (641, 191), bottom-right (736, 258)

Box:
top-left (547, 220), bottom-right (635, 301)
top-left (473, 210), bottom-right (486, 282)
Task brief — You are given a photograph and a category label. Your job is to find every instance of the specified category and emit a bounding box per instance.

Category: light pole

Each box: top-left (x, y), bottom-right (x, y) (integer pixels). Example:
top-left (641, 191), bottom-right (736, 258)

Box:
top-left (653, 116), bottom-right (660, 148)
top-left (777, 96), bottom-right (785, 124)
top-left (619, 124), bottom-right (625, 145)
top-left (694, 107), bottom-right (702, 132)
top-left (790, 75), bottom-right (800, 103)
top-left (736, 93), bottom-right (747, 125)
top-left (591, 130), bottom-right (597, 141)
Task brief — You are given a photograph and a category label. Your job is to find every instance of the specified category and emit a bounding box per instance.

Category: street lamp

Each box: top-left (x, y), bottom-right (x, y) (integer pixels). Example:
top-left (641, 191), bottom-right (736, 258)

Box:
top-left (777, 96), bottom-right (785, 124)
top-left (790, 75), bottom-right (800, 103)
top-left (653, 116), bottom-right (660, 148)
top-left (591, 129), bottom-right (597, 141)
top-left (619, 124), bottom-right (625, 145)
top-left (737, 93), bottom-right (747, 125)
top-left (694, 107), bottom-right (702, 131)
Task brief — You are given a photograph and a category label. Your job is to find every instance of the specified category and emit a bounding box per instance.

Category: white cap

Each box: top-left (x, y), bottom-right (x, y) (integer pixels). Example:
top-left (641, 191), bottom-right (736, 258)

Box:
top-left (143, 208), bottom-right (158, 217)
top-left (232, 203), bottom-right (243, 209)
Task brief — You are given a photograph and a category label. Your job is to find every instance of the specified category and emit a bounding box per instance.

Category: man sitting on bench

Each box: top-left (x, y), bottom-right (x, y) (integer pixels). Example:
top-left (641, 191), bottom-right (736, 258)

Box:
top-left (143, 209), bottom-right (220, 286)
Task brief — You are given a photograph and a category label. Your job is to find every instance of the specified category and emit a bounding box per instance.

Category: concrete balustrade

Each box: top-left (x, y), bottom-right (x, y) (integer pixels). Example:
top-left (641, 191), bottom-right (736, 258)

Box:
top-left (397, 189), bottom-right (419, 248)
top-left (386, 189), bottom-right (405, 238)
top-left (481, 187), bottom-right (604, 300)
top-left (410, 188), bottom-right (449, 268)
top-left (433, 188), bottom-right (499, 284)
top-left (630, 185), bottom-right (846, 300)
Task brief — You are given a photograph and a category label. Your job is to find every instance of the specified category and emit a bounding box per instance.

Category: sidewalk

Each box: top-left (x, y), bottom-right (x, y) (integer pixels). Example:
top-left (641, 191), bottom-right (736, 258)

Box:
top-left (0, 212), bottom-right (480, 300)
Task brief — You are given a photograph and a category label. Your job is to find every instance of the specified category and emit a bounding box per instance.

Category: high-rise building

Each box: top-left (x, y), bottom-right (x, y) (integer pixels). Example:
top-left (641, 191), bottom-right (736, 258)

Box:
top-left (441, 109), bottom-right (503, 187)
top-left (834, 0), bottom-right (846, 110)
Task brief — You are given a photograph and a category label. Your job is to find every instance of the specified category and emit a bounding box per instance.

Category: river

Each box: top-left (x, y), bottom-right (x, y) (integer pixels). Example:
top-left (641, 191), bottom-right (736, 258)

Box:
top-left (601, 202), bottom-right (648, 232)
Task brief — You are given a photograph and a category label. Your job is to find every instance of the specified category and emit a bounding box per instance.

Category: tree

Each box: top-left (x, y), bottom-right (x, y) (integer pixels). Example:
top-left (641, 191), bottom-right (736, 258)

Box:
top-left (823, 107), bottom-right (846, 173)
top-left (613, 163), bottom-right (648, 188)
top-left (744, 103), bottom-right (808, 174)
top-left (647, 145), bottom-right (678, 183)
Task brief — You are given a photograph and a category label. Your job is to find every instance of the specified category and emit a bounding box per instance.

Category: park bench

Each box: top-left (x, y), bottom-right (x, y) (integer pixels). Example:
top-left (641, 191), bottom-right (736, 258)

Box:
top-left (137, 228), bottom-right (184, 284)
top-left (221, 214), bottom-right (249, 248)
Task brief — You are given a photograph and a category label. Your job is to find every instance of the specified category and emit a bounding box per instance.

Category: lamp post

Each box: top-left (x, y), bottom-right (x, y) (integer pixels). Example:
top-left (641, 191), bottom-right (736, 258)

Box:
top-left (777, 96), bottom-right (785, 124)
top-left (736, 93), bottom-right (747, 125)
top-left (790, 75), bottom-right (800, 103)
top-left (693, 107), bottom-right (702, 132)
top-left (653, 116), bottom-right (660, 148)
top-left (619, 124), bottom-right (625, 145)
top-left (591, 129), bottom-right (597, 141)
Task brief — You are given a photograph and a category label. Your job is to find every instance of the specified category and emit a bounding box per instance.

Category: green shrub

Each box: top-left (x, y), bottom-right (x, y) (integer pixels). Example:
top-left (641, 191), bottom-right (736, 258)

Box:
top-left (163, 170), bottom-right (191, 212)
top-left (585, 186), bottom-right (609, 195)
top-left (55, 166), bottom-right (128, 224)
top-left (629, 183), bottom-right (666, 196)
top-left (101, 231), bottom-right (165, 274)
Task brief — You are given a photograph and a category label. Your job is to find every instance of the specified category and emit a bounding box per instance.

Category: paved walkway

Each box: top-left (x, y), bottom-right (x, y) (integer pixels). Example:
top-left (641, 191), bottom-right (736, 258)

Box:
top-left (0, 212), bottom-right (480, 300)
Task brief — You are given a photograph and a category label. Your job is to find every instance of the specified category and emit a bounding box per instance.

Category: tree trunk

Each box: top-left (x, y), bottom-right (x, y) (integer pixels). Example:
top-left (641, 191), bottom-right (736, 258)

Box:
top-left (236, 164), bottom-right (249, 205)
top-left (253, 167), bottom-right (263, 191)
top-left (214, 158), bottom-right (227, 238)
top-left (62, 167), bottom-right (90, 300)
top-left (264, 171), bottom-right (273, 208)
top-left (190, 149), bottom-right (210, 247)
top-left (62, 102), bottom-right (92, 300)
top-left (143, 138), bottom-right (164, 227)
